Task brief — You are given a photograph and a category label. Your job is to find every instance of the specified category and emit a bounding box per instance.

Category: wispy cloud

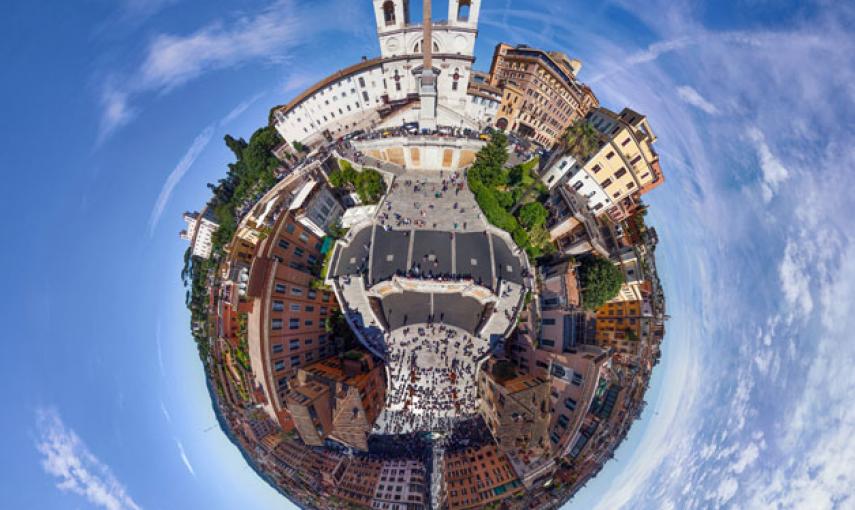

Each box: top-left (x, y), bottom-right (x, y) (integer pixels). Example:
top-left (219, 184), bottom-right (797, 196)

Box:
top-left (175, 439), bottom-right (196, 477)
top-left (220, 92), bottom-right (264, 127)
top-left (676, 85), bottom-right (718, 115)
top-left (96, 0), bottom-right (366, 141)
top-left (35, 408), bottom-right (142, 510)
top-left (160, 401), bottom-right (171, 423)
top-left (746, 127), bottom-right (790, 203)
top-left (147, 124), bottom-right (214, 236)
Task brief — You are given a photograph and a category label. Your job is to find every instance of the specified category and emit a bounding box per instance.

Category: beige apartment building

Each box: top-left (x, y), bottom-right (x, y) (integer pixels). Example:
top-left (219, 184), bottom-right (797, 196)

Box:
top-left (582, 107), bottom-right (664, 219)
top-left (488, 43), bottom-right (598, 147)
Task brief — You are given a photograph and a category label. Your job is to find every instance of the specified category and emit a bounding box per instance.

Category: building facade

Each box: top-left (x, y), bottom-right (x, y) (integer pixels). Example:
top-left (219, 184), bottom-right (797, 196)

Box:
top-left (289, 179), bottom-right (345, 238)
top-left (372, 459), bottom-right (428, 510)
top-left (478, 359), bottom-right (551, 454)
top-left (285, 350), bottom-right (386, 451)
top-left (540, 107), bottom-right (664, 220)
top-left (272, 0), bottom-right (484, 146)
top-left (179, 209), bottom-right (220, 259)
top-left (246, 206), bottom-right (340, 429)
top-left (443, 443), bottom-right (524, 510)
top-left (488, 43), bottom-right (598, 147)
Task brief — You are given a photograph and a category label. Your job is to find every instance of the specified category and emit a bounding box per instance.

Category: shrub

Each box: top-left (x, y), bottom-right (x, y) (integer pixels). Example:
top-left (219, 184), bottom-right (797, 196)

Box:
top-left (579, 256), bottom-right (624, 309)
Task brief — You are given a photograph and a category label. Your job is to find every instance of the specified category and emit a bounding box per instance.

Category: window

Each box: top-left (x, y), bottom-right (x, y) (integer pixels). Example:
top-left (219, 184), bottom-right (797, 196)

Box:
top-left (307, 254), bottom-right (318, 265)
top-left (572, 373), bottom-right (583, 386)
top-left (304, 320), bottom-right (313, 326)
top-left (630, 155), bottom-right (642, 165)
top-left (291, 287), bottom-right (303, 296)
top-left (278, 239), bottom-right (290, 250)
top-left (294, 247), bottom-right (304, 257)
top-left (274, 360), bottom-right (285, 371)
top-left (591, 164), bottom-right (601, 173)
top-left (299, 231), bottom-right (309, 243)
top-left (272, 344), bottom-right (284, 354)
top-left (606, 151), bottom-right (615, 159)
top-left (621, 137), bottom-right (631, 146)
top-left (272, 319), bottom-right (283, 330)
top-left (305, 305), bottom-right (314, 312)
top-left (275, 283), bottom-right (287, 293)
top-left (290, 303), bottom-right (300, 312)
top-left (308, 290), bottom-right (317, 299)
top-left (320, 307), bottom-right (328, 315)
top-left (614, 168), bottom-right (627, 179)
top-left (289, 339), bottom-right (300, 351)
top-left (542, 318), bottom-right (556, 325)
top-left (273, 300), bottom-right (285, 312)
top-left (564, 398), bottom-right (577, 411)
top-left (601, 178), bottom-right (613, 188)
top-left (540, 338), bottom-right (555, 347)
top-left (289, 318), bottom-right (300, 330)
top-left (358, 77), bottom-right (365, 87)
top-left (290, 355), bottom-right (300, 367)
top-left (285, 224), bottom-right (295, 234)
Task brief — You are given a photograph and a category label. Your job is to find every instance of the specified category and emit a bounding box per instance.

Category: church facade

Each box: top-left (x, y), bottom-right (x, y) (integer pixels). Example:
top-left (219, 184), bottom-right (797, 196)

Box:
top-left (271, 0), bottom-right (490, 146)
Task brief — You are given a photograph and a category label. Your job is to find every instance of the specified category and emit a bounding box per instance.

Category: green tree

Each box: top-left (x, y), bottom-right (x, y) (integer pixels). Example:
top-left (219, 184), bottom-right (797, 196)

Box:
top-left (562, 119), bottom-right (600, 163)
top-left (518, 202), bottom-right (548, 229)
top-left (355, 169), bottom-right (386, 204)
top-left (579, 256), bottom-right (624, 310)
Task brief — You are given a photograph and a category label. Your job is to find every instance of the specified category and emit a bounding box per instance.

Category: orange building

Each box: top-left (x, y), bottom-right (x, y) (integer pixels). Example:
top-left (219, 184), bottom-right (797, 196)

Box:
top-left (488, 43), bottom-right (598, 147)
top-left (285, 350), bottom-right (385, 451)
top-left (332, 457), bottom-right (384, 508)
top-left (595, 300), bottom-right (645, 355)
top-left (246, 204), bottom-right (340, 429)
top-left (443, 443), bottom-right (524, 509)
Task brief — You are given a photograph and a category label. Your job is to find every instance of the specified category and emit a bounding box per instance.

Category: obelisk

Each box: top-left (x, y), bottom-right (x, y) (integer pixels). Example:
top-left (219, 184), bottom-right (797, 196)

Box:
top-left (418, 0), bottom-right (438, 130)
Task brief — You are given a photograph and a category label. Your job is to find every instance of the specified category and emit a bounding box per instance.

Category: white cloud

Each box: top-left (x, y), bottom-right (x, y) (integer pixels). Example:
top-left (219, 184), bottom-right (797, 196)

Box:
top-left (747, 127), bottom-right (790, 203)
top-left (730, 441), bottom-right (760, 474)
top-left (676, 85), bottom-right (718, 115)
top-left (138, 1), bottom-right (303, 93)
top-left (98, 87), bottom-right (138, 145)
top-left (35, 408), bottom-right (142, 510)
top-left (147, 125), bottom-right (214, 236)
top-left (160, 401), bottom-right (171, 423)
top-left (96, 0), bottom-right (366, 141)
top-left (778, 239), bottom-right (813, 317)
top-left (715, 477), bottom-right (739, 505)
top-left (175, 439), bottom-right (196, 477)
top-left (220, 92), bottom-right (264, 127)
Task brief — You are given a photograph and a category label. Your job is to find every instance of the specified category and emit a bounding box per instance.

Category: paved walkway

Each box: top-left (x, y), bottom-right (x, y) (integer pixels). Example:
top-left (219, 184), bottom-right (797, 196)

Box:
top-left (376, 169), bottom-right (486, 232)
top-left (373, 323), bottom-right (490, 435)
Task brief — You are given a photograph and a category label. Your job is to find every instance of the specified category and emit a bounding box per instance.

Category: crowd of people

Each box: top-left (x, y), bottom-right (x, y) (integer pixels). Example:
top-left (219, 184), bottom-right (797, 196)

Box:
top-left (375, 322), bottom-right (491, 435)
top-left (377, 173), bottom-right (474, 232)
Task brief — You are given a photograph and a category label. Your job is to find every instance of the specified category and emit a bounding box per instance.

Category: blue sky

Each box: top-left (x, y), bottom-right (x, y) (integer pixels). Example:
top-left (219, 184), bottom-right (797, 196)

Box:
top-left (1, 1), bottom-right (853, 509)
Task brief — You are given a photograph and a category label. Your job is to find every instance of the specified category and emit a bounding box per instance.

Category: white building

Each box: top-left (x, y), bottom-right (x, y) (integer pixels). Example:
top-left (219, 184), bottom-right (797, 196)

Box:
top-left (272, 0), bottom-right (486, 146)
top-left (609, 248), bottom-right (646, 303)
top-left (289, 180), bottom-right (344, 238)
top-left (541, 153), bottom-right (613, 213)
top-left (179, 210), bottom-right (220, 259)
